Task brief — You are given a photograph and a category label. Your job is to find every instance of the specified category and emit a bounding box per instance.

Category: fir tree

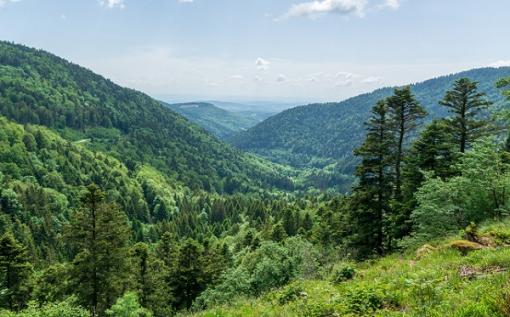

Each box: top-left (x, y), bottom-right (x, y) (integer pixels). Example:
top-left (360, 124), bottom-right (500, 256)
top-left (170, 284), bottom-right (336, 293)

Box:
top-left (440, 78), bottom-right (493, 153)
top-left (271, 223), bottom-right (287, 242)
top-left (387, 86), bottom-right (428, 199)
top-left (170, 239), bottom-right (205, 310)
top-left (0, 233), bottom-right (32, 311)
top-left (397, 120), bottom-right (458, 238)
top-left (349, 100), bottom-right (395, 256)
top-left (67, 184), bottom-right (131, 317)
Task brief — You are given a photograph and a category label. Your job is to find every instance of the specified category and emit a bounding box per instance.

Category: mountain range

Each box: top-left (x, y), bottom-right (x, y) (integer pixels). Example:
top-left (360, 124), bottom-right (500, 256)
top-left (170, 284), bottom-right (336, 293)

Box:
top-left (162, 101), bottom-right (274, 139)
top-left (230, 67), bottom-right (510, 181)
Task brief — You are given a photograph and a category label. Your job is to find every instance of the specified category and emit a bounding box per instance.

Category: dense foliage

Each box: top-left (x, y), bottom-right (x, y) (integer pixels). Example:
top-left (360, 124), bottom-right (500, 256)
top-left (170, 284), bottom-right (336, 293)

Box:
top-left (0, 41), bottom-right (293, 194)
top-left (231, 67), bottom-right (510, 189)
top-left (1, 41), bottom-right (510, 317)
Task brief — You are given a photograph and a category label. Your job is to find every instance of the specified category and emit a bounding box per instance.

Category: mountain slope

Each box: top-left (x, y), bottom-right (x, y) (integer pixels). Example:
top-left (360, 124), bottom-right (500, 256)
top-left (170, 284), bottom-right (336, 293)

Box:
top-left (231, 67), bottom-right (510, 173)
top-left (163, 102), bottom-right (272, 139)
top-left (0, 41), bottom-right (293, 193)
top-left (191, 219), bottom-right (510, 317)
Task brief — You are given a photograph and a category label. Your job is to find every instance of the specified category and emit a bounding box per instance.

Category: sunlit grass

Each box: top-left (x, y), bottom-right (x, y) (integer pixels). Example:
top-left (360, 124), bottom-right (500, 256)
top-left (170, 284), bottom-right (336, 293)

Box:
top-left (188, 220), bottom-right (510, 317)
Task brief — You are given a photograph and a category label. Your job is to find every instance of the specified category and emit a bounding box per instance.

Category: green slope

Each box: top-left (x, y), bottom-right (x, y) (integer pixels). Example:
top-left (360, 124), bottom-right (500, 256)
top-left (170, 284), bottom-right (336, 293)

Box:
top-left (231, 67), bottom-right (510, 176)
top-left (0, 41), bottom-right (293, 193)
top-left (189, 219), bottom-right (510, 317)
top-left (163, 102), bottom-right (272, 139)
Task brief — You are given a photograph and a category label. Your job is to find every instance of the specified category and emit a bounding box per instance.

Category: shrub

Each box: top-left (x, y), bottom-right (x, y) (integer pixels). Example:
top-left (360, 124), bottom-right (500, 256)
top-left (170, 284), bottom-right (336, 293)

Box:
top-left (344, 287), bottom-right (383, 315)
top-left (106, 292), bottom-right (152, 317)
top-left (276, 283), bottom-right (306, 305)
top-left (330, 264), bottom-right (356, 284)
top-left (0, 297), bottom-right (90, 317)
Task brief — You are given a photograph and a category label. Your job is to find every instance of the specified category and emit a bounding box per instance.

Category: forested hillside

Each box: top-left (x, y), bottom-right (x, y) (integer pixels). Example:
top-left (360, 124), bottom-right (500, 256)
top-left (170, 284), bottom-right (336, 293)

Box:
top-left (163, 102), bottom-right (272, 139)
top-left (1, 39), bottom-right (510, 317)
top-left (0, 41), bottom-right (293, 194)
top-left (231, 67), bottom-right (510, 177)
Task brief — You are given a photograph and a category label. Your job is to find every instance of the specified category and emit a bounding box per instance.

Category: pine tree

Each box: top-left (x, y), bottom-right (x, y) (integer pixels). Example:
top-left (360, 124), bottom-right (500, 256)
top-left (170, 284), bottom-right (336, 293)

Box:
top-left (282, 208), bottom-right (297, 236)
top-left (67, 184), bottom-right (131, 317)
top-left (301, 212), bottom-right (313, 232)
top-left (271, 223), bottom-right (287, 242)
top-left (156, 231), bottom-right (178, 270)
top-left (387, 86), bottom-right (428, 199)
top-left (0, 233), bottom-right (32, 311)
top-left (170, 239), bottom-right (205, 310)
top-left (440, 78), bottom-right (493, 153)
top-left (349, 100), bottom-right (395, 256)
top-left (397, 120), bottom-right (458, 238)
top-left (130, 243), bottom-right (173, 317)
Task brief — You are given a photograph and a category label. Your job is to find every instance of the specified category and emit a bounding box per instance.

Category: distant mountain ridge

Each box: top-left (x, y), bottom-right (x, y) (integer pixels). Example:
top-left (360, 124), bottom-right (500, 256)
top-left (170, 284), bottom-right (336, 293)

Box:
top-left (0, 41), bottom-right (293, 193)
top-left (230, 67), bottom-right (510, 177)
top-left (163, 101), bottom-right (273, 139)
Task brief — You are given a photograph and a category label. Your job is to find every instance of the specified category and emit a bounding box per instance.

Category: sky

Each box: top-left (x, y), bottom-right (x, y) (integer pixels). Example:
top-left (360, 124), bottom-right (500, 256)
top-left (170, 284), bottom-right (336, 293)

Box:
top-left (1, 0), bottom-right (510, 104)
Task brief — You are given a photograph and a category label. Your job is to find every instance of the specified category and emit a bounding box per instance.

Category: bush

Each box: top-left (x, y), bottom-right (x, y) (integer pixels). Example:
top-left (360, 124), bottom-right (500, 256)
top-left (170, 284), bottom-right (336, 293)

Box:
top-left (344, 287), bottom-right (383, 315)
top-left (106, 292), bottom-right (152, 317)
top-left (0, 297), bottom-right (90, 317)
top-left (330, 264), bottom-right (356, 284)
top-left (276, 283), bottom-right (307, 305)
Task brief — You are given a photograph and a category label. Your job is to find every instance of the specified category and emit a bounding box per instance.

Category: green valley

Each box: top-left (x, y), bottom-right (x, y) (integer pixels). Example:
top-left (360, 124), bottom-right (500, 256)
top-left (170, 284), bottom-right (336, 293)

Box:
top-left (163, 102), bottom-right (273, 139)
top-left (1, 6), bottom-right (510, 316)
top-left (230, 67), bottom-right (510, 189)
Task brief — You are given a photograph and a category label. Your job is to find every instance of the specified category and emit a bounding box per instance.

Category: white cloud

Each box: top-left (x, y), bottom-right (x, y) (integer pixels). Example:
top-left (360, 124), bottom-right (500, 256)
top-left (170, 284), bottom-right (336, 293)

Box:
top-left (178, 0), bottom-right (194, 3)
top-left (255, 57), bottom-right (270, 70)
top-left (381, 0), bottom-right (400, 10)
top-left (0, 0), bottom-right (21, 8)
top-left (230, 75), bottom-right (244, 80)
top-left (277, 74), bottom-right (288, 82)
top-left (488, 60), bottom-right (510, 68)
top-left (361, 76), bottom-right (381, 83)
top-left (283, 0), bottom-right (367, 19)
top-left (336, 71), bottom-right (354, 79)
top-left (335, 79), bottom-right (353, 87)
top-left (99, 0), bottom-right (125, 9)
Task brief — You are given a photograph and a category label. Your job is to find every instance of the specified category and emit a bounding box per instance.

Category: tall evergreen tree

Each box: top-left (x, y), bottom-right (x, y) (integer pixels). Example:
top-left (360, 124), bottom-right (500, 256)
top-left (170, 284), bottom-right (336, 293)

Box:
top-left (387, 86), bottom-right (428, 199)
top-left (440, 78), bottom-right (493, 153)
top-left (497, 77), bottom-right (510, 151)
top-left (349, 100), bottom-right (395, 257)
top-left (0, 233), bottom-right (32, 311)
top-left (67, 184), bottom-right (131, 317)
top-left (170, 239), bottom-right (205, 310)
top-left (397, 120), bottom-right (458, 238)
top-left (130, 243), bottom-right (173, 317)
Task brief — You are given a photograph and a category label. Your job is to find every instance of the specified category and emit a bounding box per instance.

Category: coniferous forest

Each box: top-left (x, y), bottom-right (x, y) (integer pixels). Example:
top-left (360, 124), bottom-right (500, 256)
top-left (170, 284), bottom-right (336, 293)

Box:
top-left (1, 21), bottom-right (510, 317)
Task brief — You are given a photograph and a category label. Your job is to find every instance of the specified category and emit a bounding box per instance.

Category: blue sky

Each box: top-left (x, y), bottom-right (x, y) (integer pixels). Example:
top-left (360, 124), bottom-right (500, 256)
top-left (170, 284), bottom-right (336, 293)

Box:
top-left (1, 0), bottom-right (509, 104)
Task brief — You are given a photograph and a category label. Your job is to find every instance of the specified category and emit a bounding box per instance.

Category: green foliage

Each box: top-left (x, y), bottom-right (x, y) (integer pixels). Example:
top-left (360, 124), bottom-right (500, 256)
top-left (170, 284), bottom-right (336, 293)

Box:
top-left (330, 264), bottom-right (356, 284)
top-left (0, 41), bottom-right (293, 195)
top-left (67, 185), bottom-right (131, 316)
top-left (410, 138), bottom-right (510, 244)
top-left (344, 287), bottom-right (384, 315)
top-left (232, 67), bottom-right (510, 188)
top-left (0, 233), bottom-right (32, 311)
top-left (0, 297), bottom-right (90, 317)
top-left (196, 238), bottom-right (320, 309)
top-left (348, 100), bottom-right (395, 257)
top-left (440, 78), bottom-right (494, 153)
top-left (106, 292), bottom-right (152, 317)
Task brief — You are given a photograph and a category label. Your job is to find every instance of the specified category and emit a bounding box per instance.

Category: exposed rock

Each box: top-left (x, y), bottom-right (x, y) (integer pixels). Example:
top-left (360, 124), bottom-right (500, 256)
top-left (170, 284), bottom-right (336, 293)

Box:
top-left (449, 240), bottom-right (484, 256)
